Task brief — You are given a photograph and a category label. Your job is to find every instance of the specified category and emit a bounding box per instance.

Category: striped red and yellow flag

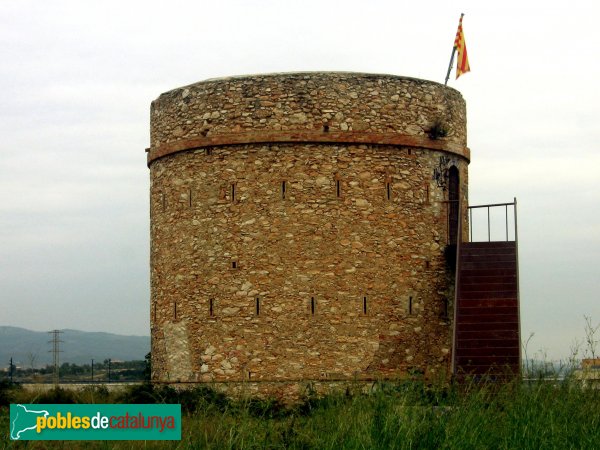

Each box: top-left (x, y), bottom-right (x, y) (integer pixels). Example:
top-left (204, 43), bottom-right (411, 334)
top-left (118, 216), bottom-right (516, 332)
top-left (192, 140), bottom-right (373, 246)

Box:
top-left (454, 14), bottom-right (470, 79)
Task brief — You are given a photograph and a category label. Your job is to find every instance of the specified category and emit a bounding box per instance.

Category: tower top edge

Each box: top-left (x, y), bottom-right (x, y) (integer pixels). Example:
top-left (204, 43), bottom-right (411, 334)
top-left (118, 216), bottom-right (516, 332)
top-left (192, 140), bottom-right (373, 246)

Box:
top-left (156, 72), bottom-right (463, 100)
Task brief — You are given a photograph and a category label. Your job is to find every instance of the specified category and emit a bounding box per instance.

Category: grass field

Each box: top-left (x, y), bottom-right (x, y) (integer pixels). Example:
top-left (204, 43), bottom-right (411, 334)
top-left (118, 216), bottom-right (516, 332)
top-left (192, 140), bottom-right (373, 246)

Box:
top-left (2, 377), bottom-right (599, 449)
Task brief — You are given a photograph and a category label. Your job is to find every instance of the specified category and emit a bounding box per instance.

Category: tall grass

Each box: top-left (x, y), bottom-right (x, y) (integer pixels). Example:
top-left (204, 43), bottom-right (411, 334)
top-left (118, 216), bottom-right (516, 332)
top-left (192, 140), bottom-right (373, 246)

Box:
top-left (1, 378), bottom-right (599, 449)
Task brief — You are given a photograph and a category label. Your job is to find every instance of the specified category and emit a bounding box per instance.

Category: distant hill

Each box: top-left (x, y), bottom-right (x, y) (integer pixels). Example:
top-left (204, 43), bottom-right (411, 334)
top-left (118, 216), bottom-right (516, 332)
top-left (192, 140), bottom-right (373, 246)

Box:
top-left (0, 326), bottom-right (150, 368)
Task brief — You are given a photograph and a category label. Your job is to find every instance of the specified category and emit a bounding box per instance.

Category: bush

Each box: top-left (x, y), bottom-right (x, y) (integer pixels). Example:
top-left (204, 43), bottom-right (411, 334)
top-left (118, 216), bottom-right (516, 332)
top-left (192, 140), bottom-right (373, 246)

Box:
top-left (175, 385), bottom-right (230, 414)
top-left (0, 380), bottom-right (21, 407)
top-left (244, 397), bottom-right (287, 419)
top-left (36, 387), bottom-right (78, 404)
top-left (116, 382), bottom-right (159, 404)
top-left (78, 385), bottom-right (111, 403)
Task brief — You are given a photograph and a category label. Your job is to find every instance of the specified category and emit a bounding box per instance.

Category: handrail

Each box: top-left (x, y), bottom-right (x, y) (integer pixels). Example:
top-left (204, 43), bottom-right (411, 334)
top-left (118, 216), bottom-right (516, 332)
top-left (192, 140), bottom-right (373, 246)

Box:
top-left (468, 198), bottom-right (517, 243)
top-left (468, 201), bottom-right (516, 209)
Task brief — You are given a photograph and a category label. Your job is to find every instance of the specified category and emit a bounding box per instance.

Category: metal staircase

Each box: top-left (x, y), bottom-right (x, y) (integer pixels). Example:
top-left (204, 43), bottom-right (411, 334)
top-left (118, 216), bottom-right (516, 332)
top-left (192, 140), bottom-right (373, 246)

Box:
top-left (452, 200), bottom-right (521, 377)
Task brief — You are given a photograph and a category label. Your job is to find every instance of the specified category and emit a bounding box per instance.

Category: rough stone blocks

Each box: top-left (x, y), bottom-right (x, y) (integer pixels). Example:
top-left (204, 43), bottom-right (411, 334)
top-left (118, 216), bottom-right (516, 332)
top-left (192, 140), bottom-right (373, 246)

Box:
top-left (147, 72), bottom-right (470, 392)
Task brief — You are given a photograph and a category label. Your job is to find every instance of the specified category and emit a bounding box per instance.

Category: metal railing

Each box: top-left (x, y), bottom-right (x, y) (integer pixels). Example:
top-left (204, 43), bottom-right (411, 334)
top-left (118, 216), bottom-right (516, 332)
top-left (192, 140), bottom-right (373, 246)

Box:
top-left (468, 198), bottom-right (518, 243)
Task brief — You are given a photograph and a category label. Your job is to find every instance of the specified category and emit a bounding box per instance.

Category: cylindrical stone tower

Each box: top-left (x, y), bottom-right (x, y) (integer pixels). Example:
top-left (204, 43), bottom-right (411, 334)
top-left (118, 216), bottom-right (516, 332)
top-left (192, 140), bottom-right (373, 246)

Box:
top-left (147, 72), bottom-right (469, 392)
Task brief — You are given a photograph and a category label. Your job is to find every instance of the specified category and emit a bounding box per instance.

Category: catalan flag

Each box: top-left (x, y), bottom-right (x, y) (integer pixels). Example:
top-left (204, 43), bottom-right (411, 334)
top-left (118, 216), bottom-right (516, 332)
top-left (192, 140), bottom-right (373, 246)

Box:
top-left (454, 14), bottom-right (470, 79)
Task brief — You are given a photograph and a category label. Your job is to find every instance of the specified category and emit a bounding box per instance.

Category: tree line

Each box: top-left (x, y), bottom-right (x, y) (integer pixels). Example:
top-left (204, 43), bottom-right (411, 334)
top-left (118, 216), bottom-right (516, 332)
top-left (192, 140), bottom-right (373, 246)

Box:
top-left (3, 353), bottom-right (150, 383)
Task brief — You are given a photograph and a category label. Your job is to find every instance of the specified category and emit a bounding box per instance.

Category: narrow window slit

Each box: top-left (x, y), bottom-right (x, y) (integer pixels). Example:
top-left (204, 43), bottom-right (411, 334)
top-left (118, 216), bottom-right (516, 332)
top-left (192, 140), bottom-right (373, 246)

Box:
top-left (336, 179), bottom-right (341, 198)
top-left (281, 180), bottom-right (287, 200)
top-left (311, 297), bottom-right (315, 315)
top-left (255, 297), bottom-right (260, 316)
top-left (363, 296), bottom-right (368, 315)
top-left (409, 296), bottom-right (413, 315)
top-left (323, 124), bottom-right (329, 132)
top-left (386, 182), bottom-right (392, 200)
top-left (231, 183), bottom-right (236, 202)
top-left (209, 298), bottom-right (214, 317)
top-left (231, 261), bottom-right (238, 269)
top-left (425, 184), bottom-right (430, 203)
top-left (174, 302), bottom-right (177, 320)
top-left (188, 189), bottom-right (192, 207)
top-left (408, 149), bottom-right (412, 156)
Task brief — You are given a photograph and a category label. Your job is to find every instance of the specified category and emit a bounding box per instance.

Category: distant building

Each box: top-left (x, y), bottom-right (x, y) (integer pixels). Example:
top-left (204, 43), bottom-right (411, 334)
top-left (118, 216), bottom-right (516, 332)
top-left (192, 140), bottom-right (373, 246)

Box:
top-left (574, 358), bottom-right (600, 388)
top-left (581, 358), bottom-right (600, 370)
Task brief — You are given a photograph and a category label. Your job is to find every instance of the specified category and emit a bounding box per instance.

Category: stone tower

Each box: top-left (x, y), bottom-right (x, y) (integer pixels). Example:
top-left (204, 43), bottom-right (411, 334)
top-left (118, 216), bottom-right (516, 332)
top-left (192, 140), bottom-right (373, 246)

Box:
top-left (147, 72), bottom-right (470, 395)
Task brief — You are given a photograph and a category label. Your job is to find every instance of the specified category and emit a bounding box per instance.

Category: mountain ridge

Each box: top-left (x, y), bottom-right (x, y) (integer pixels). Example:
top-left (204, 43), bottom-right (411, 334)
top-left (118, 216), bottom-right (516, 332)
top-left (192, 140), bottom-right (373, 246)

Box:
top-left (0, 326), bottom-right (150, 367)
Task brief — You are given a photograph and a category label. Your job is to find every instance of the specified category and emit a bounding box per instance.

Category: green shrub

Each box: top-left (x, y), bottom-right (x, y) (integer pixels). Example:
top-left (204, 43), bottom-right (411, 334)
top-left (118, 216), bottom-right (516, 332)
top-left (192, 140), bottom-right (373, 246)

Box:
top-left (34, 387), bottom-right (78, 404)
top-left (0, 380), bottom-right (21, 406)
top-left (243, 397), bottom-right (287, 419)
top-left (116, 382), bottom-right (158, 404)
top-left (176, 385), bottom-right (230, 414)
top-left (77, 385), bottom-right (111, 403)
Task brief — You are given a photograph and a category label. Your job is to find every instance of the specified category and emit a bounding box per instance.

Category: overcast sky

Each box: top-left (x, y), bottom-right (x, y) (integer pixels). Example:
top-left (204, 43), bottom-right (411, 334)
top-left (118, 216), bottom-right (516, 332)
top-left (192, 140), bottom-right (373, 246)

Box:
top-left (1, 0), bottom-right (598, 361)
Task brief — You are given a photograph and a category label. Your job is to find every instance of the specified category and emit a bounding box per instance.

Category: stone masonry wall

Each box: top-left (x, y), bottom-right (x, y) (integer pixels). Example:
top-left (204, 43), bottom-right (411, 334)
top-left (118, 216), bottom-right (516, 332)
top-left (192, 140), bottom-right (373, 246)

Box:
top-left (148, 73), bottom-right (470, 387)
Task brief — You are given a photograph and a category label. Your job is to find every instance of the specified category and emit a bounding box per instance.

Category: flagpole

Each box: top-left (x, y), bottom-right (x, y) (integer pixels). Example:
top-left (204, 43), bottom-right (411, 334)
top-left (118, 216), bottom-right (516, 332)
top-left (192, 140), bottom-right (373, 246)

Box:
top-left (444, 47), bottom-right (457, 86)
top-left (444, 13), bottom-right (464, 86)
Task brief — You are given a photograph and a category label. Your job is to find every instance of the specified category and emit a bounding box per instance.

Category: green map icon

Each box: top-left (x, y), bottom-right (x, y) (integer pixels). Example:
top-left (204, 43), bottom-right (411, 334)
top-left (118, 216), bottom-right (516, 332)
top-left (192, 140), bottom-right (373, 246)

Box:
top-left (10, 404), bottom-right (49, 440)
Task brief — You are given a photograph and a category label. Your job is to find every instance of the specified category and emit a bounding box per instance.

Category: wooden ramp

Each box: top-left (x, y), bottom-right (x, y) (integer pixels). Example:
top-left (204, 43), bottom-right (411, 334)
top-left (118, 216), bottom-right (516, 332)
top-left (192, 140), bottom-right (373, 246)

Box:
top-left (454, 240), bottom-right (520, 377)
